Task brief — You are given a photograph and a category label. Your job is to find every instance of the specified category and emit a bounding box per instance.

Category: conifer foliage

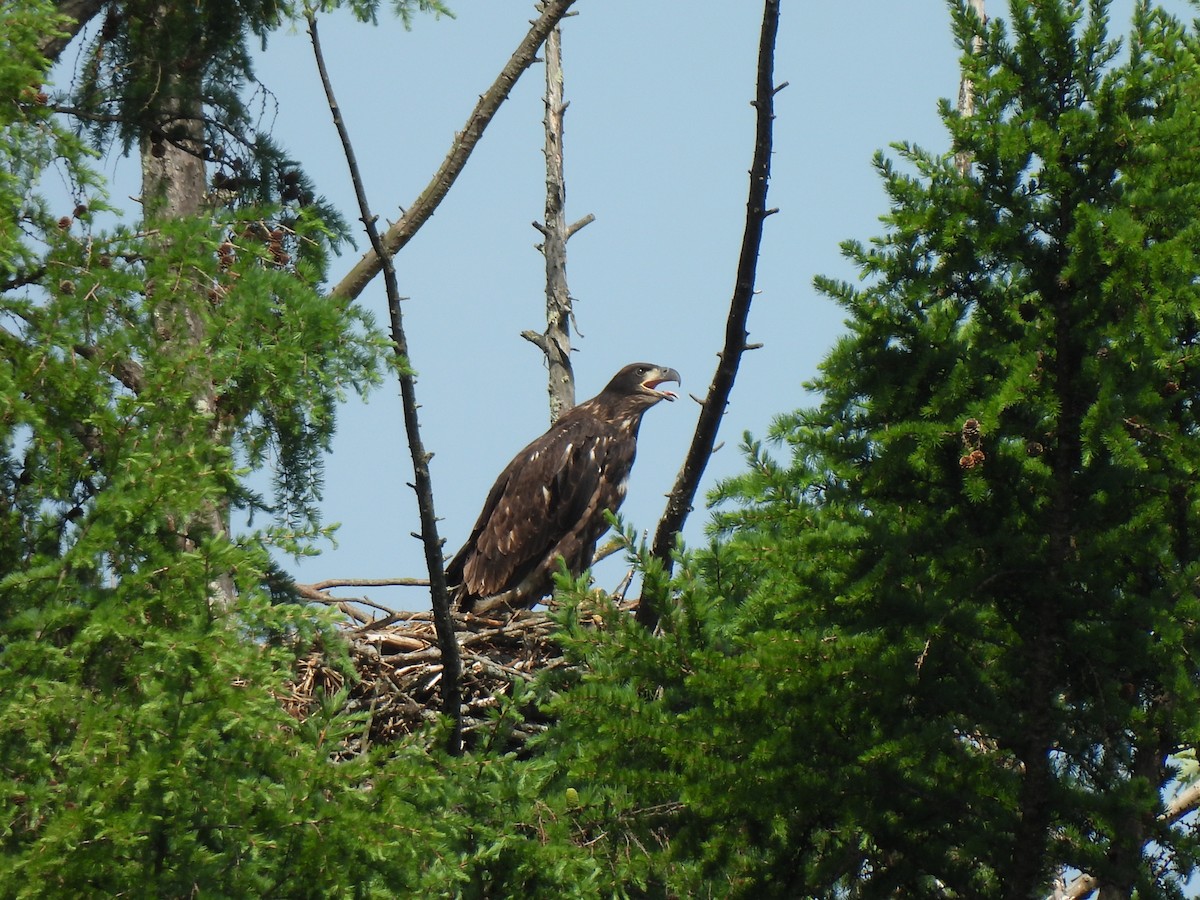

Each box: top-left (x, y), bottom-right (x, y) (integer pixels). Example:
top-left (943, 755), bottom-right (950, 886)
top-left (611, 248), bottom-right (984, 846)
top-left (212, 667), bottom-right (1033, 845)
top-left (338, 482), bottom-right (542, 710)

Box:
top-left (0, 2), bottom-right (608, 895)
top-left (0, 2), bottom-right (401, 893)
top-left (551, 2), bottom-right (1200, 897)
top-left (8, 0), bottom-right (1200, 896)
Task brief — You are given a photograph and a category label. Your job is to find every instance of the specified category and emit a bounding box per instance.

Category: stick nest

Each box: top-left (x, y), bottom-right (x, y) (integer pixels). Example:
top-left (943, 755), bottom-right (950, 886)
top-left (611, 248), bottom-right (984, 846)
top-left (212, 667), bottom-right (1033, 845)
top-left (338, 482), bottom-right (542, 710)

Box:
top-left (282, 607), bottom-right (574, 758)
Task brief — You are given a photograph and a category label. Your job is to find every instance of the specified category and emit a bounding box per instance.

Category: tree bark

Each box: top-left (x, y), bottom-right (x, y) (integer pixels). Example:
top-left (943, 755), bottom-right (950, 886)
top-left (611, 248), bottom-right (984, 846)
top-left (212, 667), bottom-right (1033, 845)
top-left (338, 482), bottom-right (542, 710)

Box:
top-left (140, 70), bottom-right (237, 608)
top-left (955, 0), bottom-right (986, 176)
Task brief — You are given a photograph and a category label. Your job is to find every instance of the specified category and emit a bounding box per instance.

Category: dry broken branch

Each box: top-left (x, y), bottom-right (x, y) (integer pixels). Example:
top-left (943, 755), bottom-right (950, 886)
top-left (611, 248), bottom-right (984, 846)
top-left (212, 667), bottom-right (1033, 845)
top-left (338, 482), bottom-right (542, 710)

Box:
top-left (526, 5), bottom-right (591, 423)
top-left (302, 577), bottom-right (431, 591)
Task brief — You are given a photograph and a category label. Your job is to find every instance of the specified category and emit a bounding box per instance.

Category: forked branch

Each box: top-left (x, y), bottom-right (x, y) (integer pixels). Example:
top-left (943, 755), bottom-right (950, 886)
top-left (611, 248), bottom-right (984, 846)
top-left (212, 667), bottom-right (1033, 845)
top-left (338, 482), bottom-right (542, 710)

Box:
top-left (641, 0), bottom-right (782, 628)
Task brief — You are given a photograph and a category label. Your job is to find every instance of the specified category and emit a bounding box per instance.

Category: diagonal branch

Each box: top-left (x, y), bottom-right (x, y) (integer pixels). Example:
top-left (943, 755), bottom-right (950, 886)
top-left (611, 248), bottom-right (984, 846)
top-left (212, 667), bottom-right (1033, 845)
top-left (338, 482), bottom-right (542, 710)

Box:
top-left (309, 12), bottom-right (463, 755)
top-left (640, 0), bottom-right (782, 629)
top-left (38, 0), bottom-right (107, 65)
top-left (328, 0), bottom-right (580, 305)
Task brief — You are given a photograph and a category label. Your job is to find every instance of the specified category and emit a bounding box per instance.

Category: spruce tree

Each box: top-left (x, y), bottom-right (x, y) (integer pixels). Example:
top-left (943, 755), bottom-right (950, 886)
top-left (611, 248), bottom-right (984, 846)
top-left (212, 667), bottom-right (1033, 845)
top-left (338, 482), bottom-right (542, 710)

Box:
top-left (547, 2), bottom-right (1200, 897)
top-left (718, 1), bottom-right (1200, 894)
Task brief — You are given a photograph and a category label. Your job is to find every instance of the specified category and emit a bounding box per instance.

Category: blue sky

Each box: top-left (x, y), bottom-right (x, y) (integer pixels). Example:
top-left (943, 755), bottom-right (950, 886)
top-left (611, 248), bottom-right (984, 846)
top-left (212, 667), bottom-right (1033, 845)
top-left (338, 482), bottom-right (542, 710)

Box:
top-left (77, 1), bottom-right (1194, 610)
top-left (247, 1), bottom-right (962, 609)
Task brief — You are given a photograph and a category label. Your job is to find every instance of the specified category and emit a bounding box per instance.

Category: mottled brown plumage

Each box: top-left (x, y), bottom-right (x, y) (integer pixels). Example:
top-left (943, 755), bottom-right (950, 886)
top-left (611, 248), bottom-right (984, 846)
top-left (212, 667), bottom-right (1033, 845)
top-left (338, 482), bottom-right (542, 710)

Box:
top-left (447, 363), bottom-right (680, 614)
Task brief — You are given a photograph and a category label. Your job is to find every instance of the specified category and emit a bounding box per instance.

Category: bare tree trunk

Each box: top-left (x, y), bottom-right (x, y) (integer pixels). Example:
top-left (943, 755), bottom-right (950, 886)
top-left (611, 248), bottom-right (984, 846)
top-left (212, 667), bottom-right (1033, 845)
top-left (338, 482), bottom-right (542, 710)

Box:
top-left (523, 11), bottom-right (592, 423)
top-left (955, 0), bottom-right (985, 177)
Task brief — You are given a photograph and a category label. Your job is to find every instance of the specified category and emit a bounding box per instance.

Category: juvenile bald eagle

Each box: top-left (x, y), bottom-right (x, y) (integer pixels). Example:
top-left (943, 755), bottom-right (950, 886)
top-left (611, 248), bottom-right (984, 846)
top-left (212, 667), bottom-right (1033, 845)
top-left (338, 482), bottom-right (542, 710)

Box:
top-left (447, 363), bottom-right (680, 614)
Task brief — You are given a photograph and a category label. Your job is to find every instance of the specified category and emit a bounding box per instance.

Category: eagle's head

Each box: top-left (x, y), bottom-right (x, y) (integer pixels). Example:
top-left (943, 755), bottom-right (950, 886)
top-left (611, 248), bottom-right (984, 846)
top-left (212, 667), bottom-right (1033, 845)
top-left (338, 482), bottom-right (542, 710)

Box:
top-left (602, 363), bottom-right (681, 406)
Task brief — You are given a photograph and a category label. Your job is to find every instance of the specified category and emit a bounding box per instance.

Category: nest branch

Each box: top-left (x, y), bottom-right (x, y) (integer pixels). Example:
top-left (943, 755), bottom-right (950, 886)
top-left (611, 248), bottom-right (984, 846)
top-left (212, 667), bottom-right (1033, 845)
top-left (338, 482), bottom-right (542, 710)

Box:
top-left (283, 605), bottom-right (608, 757)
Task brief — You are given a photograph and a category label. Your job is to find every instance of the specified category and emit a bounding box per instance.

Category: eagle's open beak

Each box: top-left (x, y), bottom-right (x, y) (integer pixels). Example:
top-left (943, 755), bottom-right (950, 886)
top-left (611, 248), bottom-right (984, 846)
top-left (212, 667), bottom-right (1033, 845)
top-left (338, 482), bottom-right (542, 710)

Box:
top-left (643, 366), bottom-right (681, 401)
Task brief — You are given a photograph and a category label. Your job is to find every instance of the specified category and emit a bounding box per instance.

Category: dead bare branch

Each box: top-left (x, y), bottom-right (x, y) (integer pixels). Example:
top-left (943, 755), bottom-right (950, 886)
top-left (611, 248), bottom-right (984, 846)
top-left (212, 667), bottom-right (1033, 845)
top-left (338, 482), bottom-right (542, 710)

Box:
top-left (955, 0), bottom-right (986, 177)
top-left (566, 212), bottom-right (595, 239)
top-left (304, 577), bottom-right (431, 591)
top-left (641, 0), bottom-right (781, 628)
top-left (530, 7), bottom-right (585, 423)
top-left (308, 12), bottom-right (463, 755)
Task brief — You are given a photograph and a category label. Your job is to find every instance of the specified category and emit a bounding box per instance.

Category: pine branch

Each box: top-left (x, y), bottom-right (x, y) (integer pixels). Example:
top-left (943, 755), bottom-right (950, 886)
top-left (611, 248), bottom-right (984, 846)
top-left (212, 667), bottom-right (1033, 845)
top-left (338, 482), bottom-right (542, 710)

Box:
top-left (327, 0), bottom-right (579, 305)
top-left (641, 0), bottom-right (781, 629)
top-left (1056, 768), bottom-right (1200, 899)
top-left (308, 12), bottom-right (463, 756)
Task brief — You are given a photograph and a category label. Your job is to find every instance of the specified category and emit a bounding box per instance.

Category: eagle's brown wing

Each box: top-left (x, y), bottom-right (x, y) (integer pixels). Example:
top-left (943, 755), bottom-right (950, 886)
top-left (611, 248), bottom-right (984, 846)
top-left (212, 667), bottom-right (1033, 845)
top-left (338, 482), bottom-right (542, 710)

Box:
top-left (447, 406), bottom-right (634, 610)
